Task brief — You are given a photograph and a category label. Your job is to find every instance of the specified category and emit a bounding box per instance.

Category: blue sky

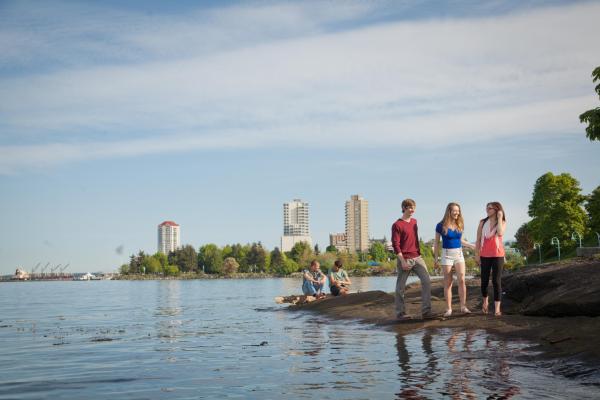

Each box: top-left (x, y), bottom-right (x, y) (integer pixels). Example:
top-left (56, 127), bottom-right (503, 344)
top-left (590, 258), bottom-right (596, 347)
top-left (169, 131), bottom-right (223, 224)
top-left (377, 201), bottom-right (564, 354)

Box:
top-left (1, 0), bottom-right (599, 274)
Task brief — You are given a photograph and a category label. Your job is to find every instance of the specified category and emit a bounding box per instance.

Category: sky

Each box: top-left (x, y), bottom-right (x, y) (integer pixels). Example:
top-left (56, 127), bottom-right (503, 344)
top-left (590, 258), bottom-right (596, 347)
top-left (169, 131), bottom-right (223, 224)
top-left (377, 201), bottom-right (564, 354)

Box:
top-left (1, 0), bottom-right (599, 274)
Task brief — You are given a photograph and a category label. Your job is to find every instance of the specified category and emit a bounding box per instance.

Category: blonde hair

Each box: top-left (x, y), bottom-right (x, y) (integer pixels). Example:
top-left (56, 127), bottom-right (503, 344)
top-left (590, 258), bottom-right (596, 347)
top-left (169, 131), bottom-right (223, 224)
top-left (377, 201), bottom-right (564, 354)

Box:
top-left (440, 202), bottom-right (464, 234)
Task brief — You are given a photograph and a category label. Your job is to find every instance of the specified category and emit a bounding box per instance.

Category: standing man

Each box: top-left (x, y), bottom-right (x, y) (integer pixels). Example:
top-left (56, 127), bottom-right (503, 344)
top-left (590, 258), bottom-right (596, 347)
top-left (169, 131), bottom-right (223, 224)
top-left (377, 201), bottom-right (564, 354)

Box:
top-left (392, 199), bottom-right (433, 320)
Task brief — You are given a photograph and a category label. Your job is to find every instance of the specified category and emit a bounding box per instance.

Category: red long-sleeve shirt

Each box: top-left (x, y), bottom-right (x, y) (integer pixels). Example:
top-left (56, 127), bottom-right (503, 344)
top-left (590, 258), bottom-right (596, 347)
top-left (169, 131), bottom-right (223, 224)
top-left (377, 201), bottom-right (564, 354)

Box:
top-left (391, 218), bottom-right (421, 259)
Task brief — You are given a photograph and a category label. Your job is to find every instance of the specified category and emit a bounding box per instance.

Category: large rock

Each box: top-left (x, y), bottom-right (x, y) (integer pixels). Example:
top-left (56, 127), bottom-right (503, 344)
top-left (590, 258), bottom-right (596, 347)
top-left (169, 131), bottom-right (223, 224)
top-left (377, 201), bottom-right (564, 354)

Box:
top-left (503, 259), bottom-right (600, 317)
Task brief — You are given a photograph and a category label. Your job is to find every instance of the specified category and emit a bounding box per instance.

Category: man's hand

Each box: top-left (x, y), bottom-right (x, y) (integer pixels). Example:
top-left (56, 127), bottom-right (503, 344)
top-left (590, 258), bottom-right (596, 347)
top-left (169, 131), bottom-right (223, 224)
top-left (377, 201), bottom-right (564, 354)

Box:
top-left (475, 255), bottom-right (481, 266)
top-left (401, 260), bottom-right (410, 271)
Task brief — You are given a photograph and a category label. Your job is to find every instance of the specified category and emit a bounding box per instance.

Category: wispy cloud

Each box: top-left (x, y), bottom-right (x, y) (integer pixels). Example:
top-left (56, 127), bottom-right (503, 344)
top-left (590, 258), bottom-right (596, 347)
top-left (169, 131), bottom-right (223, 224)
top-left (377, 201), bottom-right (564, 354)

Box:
top-left (0, 1), bottom-right (598, 173)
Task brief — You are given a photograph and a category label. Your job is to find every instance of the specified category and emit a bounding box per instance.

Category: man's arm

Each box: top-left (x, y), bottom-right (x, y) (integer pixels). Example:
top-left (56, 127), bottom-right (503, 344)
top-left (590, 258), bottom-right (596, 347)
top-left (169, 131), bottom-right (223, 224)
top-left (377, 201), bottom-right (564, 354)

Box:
top-left (392, 223), bottom-right (410, 271)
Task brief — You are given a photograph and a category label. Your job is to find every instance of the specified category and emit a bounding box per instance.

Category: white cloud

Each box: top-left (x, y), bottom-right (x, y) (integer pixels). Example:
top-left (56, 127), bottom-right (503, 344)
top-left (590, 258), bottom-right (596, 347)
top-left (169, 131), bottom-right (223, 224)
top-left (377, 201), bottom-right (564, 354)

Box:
top-left (0, 1), bottom-right (599, 173)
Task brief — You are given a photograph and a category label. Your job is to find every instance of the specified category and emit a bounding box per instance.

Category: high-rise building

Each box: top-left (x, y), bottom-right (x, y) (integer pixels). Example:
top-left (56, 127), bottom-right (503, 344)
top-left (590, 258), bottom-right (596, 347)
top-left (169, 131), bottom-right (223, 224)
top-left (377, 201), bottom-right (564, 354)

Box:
top-left (345, 195), bottom-right (369, 253)
top-left (158, 221), bottom-right (180, 255)
top-left (281, 199), bottom-right (312, 252)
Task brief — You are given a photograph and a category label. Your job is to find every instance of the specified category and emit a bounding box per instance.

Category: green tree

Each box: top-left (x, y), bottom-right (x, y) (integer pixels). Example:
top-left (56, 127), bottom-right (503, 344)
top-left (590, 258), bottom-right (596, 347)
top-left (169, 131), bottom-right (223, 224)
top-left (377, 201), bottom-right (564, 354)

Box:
top-left (586, 186), bottom-right (600, 235)
top-left (198, 244), bottom-right (223, 274)
top-left (325, 244), bottom-right (338, 253)
top-left (289, 241), bottom-right (313, 266)
top-left (514, 222), bottom-right (535, 258)
top-left (129, 250), bottom-right (147, 274)
top-left (230, 244), bottom-right (250, 272)
top-left (152, 252), bottom-right (168, 268)
top-left (169, 245), bottom-right (198, 273)
top-left (119, 263), bottom-right (129, 275)
top-left (246, 242), bottom-right (267, 272)
top-left (164, 265), bottom-right (179, 276)
top-left (528, 172), bottom-right (588, 247)
top-left (579, 66), bottom-right (600, 141)
top-left (142, 256), bottom-right (161, 274)
top-left (222, 257), bottom-right (240, 275)
top-left (270, 247), bottom-right (297, 275)
top-left (369, 242), bottom-right (387, 262)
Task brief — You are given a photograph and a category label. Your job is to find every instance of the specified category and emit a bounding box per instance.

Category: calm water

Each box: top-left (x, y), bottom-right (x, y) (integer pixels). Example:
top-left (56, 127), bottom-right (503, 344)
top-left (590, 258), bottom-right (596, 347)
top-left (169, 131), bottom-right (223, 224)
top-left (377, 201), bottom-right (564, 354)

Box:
top-left (0, 277), bottom-right (598, 399)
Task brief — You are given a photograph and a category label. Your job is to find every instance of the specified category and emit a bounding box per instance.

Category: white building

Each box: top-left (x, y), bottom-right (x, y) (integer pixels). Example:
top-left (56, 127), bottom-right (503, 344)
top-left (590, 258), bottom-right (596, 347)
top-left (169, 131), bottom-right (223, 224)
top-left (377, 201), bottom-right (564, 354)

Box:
top-left (158, 221), bottom-right (180, 255)
top-left (281, 199), bottom-right (312, 252)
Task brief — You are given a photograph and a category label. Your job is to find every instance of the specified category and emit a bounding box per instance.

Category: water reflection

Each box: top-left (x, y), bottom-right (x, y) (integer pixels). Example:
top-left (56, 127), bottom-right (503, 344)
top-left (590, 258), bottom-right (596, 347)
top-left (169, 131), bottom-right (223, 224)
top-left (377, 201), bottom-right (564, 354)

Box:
top-left (154, 280), bottom-right (183, 344)
top-left (394, 329), bottom-right (524, 399)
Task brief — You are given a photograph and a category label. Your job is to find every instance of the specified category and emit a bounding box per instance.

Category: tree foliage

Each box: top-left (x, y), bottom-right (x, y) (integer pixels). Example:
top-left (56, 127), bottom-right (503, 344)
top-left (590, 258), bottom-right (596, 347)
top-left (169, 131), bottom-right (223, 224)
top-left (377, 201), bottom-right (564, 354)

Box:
top-left (168, 245), bottom-right (198, 273)
top-left (369, 242), bottom-right (387, 262)
top-left (289, 241), bottom-right (313, 267)
top-left (586, 185), bottom-right (600, 234)
top-left (325, 244), bottom-right (338, 253)
top-left (222, 257), bottom-right (239, 275)
top-left (246, 242), bottom-right (267, 272)
top-left (198, 244), bottom-right (223, 274)
top-left (579, 66), bottom-right (600, 141)
top-left (514, 222), bottom-right (535, 257)
top-left (269, 247), bottom-right (298, 275)
top-left (528, 172), bottom-right (587, 246)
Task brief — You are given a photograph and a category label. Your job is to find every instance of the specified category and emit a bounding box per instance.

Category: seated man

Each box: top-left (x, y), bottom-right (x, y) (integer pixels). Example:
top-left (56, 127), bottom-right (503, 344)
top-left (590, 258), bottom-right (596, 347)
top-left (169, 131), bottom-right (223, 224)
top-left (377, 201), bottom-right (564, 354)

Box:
top-left (328, 260), bottom-right (351, 296)
top-left (302, 260), bottom-right (326, 298)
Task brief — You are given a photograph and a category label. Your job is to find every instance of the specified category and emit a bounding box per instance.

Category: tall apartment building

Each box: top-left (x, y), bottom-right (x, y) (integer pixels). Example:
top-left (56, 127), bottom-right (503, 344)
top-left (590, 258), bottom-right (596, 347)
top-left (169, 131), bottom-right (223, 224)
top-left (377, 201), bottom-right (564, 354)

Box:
top-left (158, 221), bottom-right (180, 255)
top-left (345, 195), bottom-right (369, 253)
top-left (281, 199), bottom-right (312, 252)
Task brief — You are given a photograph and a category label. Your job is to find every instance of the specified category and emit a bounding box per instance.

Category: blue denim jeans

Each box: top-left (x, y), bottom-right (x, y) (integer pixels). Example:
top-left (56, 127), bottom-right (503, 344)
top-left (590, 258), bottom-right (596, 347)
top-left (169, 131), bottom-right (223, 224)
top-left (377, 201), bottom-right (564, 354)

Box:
top-left (302, 280), bottom-right (324, 295)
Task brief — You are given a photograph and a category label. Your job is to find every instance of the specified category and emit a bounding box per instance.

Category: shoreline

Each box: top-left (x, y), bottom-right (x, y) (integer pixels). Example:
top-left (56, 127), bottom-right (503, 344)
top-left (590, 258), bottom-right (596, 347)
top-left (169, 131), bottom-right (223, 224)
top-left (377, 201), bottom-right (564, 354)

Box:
top-left (288, 258), bottom-right (600, 377)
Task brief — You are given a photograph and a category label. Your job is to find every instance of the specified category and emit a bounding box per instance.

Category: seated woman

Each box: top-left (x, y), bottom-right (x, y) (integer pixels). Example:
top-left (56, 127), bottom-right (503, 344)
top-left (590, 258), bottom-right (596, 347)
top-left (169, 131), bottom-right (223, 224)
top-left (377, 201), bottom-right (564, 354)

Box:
top-left (302, 260), bottom-right (326, 298)
top-left (328, 260), bottom-right (351, 296)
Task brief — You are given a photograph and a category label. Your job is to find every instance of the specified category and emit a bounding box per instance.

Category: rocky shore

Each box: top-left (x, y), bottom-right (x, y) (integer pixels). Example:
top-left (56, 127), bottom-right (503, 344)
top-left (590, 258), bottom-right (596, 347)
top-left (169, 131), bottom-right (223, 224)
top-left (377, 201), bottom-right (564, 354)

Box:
top-left (290, 258), bottom-right (600, 369)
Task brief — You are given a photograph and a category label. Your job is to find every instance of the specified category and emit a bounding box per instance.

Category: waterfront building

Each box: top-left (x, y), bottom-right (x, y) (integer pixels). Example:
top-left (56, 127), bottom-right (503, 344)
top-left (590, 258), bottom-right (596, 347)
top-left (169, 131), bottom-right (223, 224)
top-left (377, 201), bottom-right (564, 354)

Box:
top-left (281, 199), bottom-right (312, 252)
top-left (345, 195), bottom-right (369, 253)
top-left (329, 232), bottom-right (348, 252)
top-left (158, 221), bottom-right (180, 255)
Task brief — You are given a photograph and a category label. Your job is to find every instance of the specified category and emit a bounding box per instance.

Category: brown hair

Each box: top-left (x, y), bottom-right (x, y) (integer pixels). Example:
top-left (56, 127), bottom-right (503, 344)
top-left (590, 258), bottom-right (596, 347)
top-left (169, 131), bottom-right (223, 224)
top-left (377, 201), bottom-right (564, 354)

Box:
top-left (401, 198), bottom-right (416, 211)
top-left (440, 202), bottom-right (464, 234)
top-left (482, 202), bottom-right (506, 228)
top-left (334, 260), bottom-right (343, 268)
top-left (310, 260), bottom-right (319, 267)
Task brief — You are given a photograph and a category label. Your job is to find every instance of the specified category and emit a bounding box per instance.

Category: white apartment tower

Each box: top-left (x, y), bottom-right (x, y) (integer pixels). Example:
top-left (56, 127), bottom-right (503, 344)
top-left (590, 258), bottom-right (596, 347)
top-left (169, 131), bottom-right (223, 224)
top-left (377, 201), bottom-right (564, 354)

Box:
top-left (158, 221), bottom-right (180, 255)
top-left (345, 195), bottom-right (369, 253)
top-left (281, 199), bottom-right (312, 252)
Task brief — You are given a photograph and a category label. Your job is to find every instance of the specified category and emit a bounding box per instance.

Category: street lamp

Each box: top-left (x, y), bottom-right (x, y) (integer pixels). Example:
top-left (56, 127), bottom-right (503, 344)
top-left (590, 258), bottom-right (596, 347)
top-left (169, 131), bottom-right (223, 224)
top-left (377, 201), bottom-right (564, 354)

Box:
top-left (550, 237), bottom-right (561, 261)
top-left (571, 232), bottom-right (583, 248)
top-left (533, 243), bottom-right (542, 264)
top-left (596, 232), bottom-right (600, 247)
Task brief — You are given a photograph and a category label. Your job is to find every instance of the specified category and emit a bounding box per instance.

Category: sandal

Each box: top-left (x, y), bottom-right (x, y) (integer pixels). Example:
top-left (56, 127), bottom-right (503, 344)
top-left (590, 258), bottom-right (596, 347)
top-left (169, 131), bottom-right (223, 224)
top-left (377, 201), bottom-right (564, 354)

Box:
top-left (443, 309), bottom-right (452, 317)
top-left (495, 311), bottom-right (502, 316)
top-left (461, 307), bottom-right (471, 314)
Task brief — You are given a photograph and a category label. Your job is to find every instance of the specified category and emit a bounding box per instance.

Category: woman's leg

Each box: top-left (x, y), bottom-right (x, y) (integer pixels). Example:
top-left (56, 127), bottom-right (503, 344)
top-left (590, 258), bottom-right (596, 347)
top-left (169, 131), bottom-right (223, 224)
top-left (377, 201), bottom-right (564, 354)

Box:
top-left (442, 264), bottom-right (453, 315)
top-left (480, 257), bottom-right (492, 313)
top-left (491, 257), bottom-right (504, 315)
top-left (455, 261), bottom-right (469, 312)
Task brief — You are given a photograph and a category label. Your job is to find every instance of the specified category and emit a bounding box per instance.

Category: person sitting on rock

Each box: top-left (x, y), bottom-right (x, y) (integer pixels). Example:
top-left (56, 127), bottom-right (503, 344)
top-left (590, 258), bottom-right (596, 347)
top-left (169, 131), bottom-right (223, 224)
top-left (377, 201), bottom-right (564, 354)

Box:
top-left (329, 260), bottom-right (351, 296)
top-left (302, 260), bottom-right (326, 298)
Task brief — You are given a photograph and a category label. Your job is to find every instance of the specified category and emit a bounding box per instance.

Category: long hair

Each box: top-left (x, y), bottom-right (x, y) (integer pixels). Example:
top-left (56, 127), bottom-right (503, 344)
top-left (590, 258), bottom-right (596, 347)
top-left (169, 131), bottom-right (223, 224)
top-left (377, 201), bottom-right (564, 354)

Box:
top-left (440, 202), bottom-right (464, 234)
top-left (482, 201), bottom-right (506, 228)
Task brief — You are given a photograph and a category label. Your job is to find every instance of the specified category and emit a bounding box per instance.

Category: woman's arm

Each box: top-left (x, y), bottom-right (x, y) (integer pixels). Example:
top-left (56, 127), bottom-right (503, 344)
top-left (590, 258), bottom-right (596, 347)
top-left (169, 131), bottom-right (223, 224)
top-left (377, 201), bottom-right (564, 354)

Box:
top-left (461, 237), bottom-right (475, 250)
top-left (433, 232), bottom-right (441, 266)
top-left (496, 211), bottom-right (506, 236)
top-left (475, 220), bottom-right (483, 264)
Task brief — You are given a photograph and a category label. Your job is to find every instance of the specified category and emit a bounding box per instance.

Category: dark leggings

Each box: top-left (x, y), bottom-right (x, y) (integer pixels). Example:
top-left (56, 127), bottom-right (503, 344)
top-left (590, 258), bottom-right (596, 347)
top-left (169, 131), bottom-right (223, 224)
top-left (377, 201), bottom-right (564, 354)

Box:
top-left (480, 257), bottom-right (504, 301)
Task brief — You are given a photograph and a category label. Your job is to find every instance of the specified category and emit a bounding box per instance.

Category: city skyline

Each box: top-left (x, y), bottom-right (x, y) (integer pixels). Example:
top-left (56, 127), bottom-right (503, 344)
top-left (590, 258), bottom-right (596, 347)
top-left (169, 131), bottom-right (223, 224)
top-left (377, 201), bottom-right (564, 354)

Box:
top-left (1, 1), bottom-right (600, 274)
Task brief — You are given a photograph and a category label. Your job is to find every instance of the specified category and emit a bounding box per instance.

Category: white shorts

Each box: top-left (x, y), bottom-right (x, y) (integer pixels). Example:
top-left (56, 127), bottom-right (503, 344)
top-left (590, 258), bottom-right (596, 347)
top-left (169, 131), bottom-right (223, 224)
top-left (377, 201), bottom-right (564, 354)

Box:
top-left (440, 248), bottom-right (464, 266)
